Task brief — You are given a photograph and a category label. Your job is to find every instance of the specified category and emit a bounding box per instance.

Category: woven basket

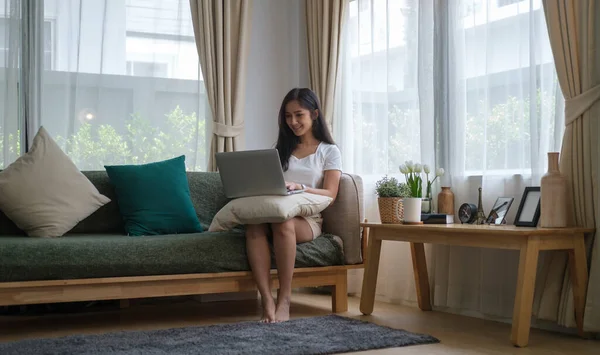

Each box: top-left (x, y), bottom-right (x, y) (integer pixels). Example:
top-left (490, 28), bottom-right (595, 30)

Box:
top-left (378, 197), bottom-right (404, 224)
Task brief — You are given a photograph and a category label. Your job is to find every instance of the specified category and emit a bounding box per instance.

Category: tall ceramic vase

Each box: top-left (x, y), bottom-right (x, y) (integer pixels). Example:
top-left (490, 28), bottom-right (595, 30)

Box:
top-left (437, 187), bottom-right (455, 215)
top-left (540, 152), bottom-right (568, 227)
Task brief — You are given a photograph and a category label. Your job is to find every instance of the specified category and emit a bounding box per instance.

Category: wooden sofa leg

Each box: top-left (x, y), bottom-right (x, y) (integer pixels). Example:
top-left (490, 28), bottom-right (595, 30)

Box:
top-left (332, 270), bottom-right (348, 313)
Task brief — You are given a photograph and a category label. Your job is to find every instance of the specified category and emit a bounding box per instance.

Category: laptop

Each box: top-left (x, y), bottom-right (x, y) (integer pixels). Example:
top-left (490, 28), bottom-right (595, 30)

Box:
top-left (215, 149), bottom-right (305, 199)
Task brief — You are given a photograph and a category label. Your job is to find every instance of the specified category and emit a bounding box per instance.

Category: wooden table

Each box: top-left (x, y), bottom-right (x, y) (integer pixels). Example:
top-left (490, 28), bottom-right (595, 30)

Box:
top-left (358, 223), bottom-right (594, 347)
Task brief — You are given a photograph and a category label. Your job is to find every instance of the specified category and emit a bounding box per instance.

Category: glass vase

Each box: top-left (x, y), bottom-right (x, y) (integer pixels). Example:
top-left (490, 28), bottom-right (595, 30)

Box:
top-left (421, 195), bottom-right (432, 214)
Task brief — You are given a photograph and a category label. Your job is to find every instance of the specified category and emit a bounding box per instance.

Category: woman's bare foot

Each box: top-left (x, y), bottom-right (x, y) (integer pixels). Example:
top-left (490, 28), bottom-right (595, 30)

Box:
top-left (274, 296), bottom-right (291, 322)
top-left (261, 295), bottom-right (276, 323)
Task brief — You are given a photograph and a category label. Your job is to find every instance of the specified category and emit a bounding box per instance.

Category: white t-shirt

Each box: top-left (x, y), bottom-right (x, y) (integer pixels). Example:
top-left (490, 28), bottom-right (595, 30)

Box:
top-left (283, 143), bottom-right (342, 188)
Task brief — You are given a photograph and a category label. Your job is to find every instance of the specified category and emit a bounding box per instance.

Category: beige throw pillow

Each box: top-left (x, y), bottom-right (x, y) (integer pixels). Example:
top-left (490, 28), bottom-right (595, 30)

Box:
top-left (208, 193), bottom-right (333, 232)
top-left (0, 127), bottom-right (111, 237)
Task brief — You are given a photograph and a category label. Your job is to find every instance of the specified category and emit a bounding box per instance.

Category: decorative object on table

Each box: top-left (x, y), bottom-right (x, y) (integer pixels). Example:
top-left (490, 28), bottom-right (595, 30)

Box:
top-left (0, 314), bottom-right (440, 355)
top-left (399, 161), bottom-right (445, 223)
top-left (421, 165), bottom-right (445, 214)
top-left (421, 213), bottom-right (455, 224)
top-left (458, 203), bottom-right (478, 224)
top-left (514, 186), bottom-right (541, 227)
top-left (540, 152), bottom-right (568, 227)
top-left (421, 196), bottom-right (433, 214)
top-left (437, 186), bottom-right (455, 215)
top-left (474, 187), bottom-right (487, 225)
top-left (399, 161), bottom-right (423, 223)
top-left (375, 175), bottom-right (410, 224)
top-left (485, 197), bottom-right (514, 225)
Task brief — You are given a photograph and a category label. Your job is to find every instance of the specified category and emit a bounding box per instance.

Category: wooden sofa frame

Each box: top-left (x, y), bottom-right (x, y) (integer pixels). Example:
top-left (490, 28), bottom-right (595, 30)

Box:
top-left (0, 222), bottom-right (370, 313)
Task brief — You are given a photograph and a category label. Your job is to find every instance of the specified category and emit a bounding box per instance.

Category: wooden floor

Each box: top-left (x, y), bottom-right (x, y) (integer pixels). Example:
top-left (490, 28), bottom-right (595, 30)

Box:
top-left (0, 292), bottom-right (597, 354)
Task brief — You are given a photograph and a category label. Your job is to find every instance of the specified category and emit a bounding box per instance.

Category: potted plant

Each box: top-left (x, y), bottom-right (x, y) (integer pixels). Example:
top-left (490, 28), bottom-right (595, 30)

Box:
top-left (399, 161), bottom-right (423, 223)
top-left (400, 161), bottom-right (445, 222)
top-left (375, 176), bottom-right (410, 224)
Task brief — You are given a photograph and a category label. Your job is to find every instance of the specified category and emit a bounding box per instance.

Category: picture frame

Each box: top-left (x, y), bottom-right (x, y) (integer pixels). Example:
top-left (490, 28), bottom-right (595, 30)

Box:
top-left (486, 197), bottom-right (514, 225)
top-left (514, 187), bottom-right (541, 227)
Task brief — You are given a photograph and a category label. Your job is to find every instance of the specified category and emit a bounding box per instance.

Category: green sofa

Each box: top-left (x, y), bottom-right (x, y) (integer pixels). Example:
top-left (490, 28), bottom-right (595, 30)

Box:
top-left (0, 171), bottom-right (364, 312)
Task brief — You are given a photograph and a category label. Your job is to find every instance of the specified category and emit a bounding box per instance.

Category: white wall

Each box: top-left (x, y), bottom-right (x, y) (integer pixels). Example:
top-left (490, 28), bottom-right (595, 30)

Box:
top-left (244, 0), bottom-right (309, 150)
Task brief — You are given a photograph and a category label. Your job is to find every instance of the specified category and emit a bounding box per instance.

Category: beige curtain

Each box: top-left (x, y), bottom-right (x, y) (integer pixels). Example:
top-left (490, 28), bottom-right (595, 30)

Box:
top-left (306, 0), bottom-right (347, 133)
top-left (190, 0), bottom-right (253, 171)
top-left (538, 0), bottom-right (599, 330)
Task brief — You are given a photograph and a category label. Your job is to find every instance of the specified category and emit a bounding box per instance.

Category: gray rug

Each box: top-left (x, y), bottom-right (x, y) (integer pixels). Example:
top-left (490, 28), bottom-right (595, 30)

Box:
top-left (0, 314), bottom-right (439, 354)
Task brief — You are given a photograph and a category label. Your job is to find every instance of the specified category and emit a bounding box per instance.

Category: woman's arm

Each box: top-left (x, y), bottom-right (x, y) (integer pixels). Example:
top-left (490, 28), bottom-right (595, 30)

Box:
top-left (287, 170), bottom-right (342, 202)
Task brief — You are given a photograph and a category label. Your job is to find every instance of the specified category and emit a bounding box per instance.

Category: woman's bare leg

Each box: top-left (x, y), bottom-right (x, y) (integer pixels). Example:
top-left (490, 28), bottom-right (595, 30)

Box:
top-left (271, 217), bottom-right (313, 322)
top-left (245, 224), bottom-right (276, 322)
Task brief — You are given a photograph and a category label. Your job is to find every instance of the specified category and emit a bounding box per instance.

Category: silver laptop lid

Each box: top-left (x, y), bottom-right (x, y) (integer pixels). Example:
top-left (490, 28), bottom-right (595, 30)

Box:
top-left (215, 149), bottom-right (288, 198)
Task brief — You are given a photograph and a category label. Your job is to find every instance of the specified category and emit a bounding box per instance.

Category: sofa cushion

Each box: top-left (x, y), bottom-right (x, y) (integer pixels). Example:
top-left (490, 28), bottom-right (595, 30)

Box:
top-left (0, 232), bottom-right (345, 282)
top-left (0, 127), bottom-right (110, 237)
top-left (208, 193), bottom-right (333, 232)
top-left (105, 156), bottom-right (203, 236)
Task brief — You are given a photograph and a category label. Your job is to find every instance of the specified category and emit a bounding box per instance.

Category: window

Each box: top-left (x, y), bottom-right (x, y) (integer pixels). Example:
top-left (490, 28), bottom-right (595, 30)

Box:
top-left (37, 0), bottom-right (208, 171)
top-left (458, 1), bottom-right (561, 174)
top-left (0, 16), bottom-right (54, 168)
top-left (340, 0), bottom-right (431, 175)
top-left (126, 61), bottom-right (169, 77)
top-left (0, 19), bottom-right (53, 70)
top-left (497, 0), bottom-right (524, 7)
top-left (340, 0), bottom-right (562, 178)
top-left (124, 30), bottom-right (201, 81)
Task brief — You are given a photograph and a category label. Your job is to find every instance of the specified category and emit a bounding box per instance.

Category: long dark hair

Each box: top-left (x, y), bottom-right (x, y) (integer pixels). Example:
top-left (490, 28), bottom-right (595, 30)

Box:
top-left (275, 88), bottom-right (335, 171)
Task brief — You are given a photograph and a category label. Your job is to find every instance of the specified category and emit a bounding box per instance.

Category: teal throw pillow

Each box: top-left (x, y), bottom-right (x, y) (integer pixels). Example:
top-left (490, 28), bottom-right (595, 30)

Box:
top-left (104, 155), bottom-right (203, 236)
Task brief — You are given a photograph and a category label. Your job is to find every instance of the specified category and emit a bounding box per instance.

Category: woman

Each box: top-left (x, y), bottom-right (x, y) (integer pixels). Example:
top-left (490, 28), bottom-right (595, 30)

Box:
top-left (245, 88), bottom-right (342, 323)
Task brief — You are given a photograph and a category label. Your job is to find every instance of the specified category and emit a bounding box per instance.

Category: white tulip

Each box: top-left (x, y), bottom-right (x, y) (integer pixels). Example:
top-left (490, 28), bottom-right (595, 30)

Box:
top-left (405, 160), bottom-right (414, 170)
top-left (436, 168), bottom-right (445, 176)
top-left (399, 164), bottom-right (408, 174)
top-left (423, 164), bottom-right (431, 174)
top-left (413, 164), bottom-right (422, 173)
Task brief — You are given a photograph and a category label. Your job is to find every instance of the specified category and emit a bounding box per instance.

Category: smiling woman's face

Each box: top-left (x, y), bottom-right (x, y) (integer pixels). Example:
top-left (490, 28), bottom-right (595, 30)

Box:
top-left (285, 100), bottom-right (314, 137)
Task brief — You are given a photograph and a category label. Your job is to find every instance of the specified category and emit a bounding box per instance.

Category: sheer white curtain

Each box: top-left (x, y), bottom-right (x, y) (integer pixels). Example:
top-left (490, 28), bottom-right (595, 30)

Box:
top-left (337, 0), bottom-right (435, 305)
top-left (0, 0), bottom-right (25, 168)
top-left (1, 0), bottom-right (209, 170)
top-left (435, 0), bottom-right (563, 322)
top-left (340, 0), bottom-right (565, 322)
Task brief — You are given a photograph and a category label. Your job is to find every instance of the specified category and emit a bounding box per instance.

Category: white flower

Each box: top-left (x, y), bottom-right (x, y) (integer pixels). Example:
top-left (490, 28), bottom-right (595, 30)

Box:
top-left (436, 168), bottom-right (445, 177)
top-left (423, 164), bottom-right (431, 174)
top-left (413, 164), bottom-right (422, 173)
top-left (399, 164), bottom-right (408, 174)
top-left (405, 160), bottom-right (414, 171)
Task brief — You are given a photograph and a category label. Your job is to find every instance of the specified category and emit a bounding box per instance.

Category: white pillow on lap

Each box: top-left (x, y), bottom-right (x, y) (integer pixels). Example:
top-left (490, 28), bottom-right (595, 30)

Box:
top-left (0, 127), bottom-right (111, 237)
top-left (208, 193), bottom-right (333, 232)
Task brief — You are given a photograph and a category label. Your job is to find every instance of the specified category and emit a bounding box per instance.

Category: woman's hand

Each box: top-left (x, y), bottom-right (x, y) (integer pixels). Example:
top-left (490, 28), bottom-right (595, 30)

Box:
top-left (285, 181), bottom-right (302, 191)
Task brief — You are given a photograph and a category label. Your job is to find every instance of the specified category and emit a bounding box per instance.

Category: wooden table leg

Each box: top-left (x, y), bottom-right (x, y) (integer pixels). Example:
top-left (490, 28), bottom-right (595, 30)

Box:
top-left (569, 233), bottom-right (589, 337)
top-left (511, 239), bottom-right (540, 347)
top-left (360, 229), bottom-right (382, 315)
top-left (410, 242), bottom-right (431, 311)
